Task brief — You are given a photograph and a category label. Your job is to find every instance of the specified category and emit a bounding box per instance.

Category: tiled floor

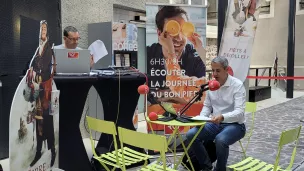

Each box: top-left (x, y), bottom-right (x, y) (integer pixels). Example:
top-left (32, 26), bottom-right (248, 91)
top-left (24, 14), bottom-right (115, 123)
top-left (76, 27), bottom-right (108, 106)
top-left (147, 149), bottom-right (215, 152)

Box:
top-left (1, 88), bottom-right (304, 171)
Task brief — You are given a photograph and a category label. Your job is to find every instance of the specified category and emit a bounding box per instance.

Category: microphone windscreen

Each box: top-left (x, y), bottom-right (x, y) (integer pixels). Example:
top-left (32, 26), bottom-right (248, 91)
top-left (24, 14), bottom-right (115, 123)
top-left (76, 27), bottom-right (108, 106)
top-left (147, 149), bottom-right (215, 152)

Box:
top-left (148, 112), bottom-right (158, 121)
top-left (138, 85), bottom-right (149, 94)
top-left (208, 80), bottom-right (220, 91)
top-left (227, 66), bottom-right (234, 76)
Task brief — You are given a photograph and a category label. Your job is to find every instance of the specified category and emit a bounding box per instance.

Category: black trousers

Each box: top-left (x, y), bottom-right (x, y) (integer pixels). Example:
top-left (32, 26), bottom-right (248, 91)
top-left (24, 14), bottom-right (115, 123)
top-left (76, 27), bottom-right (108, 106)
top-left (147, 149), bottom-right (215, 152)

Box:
top-left (35, 109), bottom-right (55, 154)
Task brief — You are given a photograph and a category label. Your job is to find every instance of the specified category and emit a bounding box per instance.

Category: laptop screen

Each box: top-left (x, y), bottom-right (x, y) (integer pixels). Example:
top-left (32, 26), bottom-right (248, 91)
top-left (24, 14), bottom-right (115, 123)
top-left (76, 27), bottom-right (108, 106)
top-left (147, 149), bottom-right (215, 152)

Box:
top-left (54, 49), bottom-right (91, 74)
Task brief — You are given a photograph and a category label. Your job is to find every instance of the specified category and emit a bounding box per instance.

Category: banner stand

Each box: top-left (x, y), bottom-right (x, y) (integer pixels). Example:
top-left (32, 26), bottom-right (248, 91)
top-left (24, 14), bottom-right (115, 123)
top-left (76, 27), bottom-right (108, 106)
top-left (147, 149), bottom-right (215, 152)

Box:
top-left (145, 3), bottom-right (208, 152)
top-left (286, 0), bottom-right (296, 98)
top-left (218, 0), bottom-right (261, 83)
top-left (9, 20), bottom-right (60, 171)
top-left (217, 0), bottom-right (228, 52)
top-left (245, 69), bottom-right (250, 101)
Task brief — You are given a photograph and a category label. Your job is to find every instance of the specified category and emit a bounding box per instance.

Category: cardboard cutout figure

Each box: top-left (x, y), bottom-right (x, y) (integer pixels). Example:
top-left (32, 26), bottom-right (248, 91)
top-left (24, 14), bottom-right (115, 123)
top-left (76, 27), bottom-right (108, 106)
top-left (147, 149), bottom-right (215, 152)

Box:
top-left (9, 20), bottom-right (60, 171)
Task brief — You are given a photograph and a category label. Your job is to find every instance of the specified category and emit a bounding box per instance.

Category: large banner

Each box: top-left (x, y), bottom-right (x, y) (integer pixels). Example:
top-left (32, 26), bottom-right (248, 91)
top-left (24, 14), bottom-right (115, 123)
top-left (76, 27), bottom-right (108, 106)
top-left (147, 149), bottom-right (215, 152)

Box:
top-left (219, 0), bottom-right (261, 82)
top-left (9, 20), bottom-right (59, 171)
top-left (146, 3), bottom-right (207, 134)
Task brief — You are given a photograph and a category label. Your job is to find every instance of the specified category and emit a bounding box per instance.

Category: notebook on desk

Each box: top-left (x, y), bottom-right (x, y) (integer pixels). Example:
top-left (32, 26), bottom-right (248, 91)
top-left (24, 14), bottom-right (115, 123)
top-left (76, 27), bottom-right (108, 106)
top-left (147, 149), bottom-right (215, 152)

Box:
top-left (54, 49), bottom-right (91, 75)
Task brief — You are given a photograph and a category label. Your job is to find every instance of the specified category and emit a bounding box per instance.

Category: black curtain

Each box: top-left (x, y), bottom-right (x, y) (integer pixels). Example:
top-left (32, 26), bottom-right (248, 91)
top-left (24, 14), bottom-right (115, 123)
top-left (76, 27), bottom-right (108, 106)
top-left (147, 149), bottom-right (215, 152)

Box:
top-left (0, 0), bottom-right (62, 159)
top-left (0, 0), bottom-right (13, 160)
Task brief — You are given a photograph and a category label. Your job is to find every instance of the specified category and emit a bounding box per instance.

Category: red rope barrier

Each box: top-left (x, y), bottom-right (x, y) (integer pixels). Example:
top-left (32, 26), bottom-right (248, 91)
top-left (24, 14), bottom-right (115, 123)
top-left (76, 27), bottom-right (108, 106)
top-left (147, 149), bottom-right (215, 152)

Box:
top-left (246, 76), bottom-right (304, 80)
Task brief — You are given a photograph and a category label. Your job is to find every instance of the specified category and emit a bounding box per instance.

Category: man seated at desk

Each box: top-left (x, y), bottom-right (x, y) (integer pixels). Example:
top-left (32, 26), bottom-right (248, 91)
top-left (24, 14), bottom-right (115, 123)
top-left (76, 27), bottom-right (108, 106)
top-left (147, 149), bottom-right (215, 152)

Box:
top-left (54, 26), bottom-right (94, 68)
top-left (186, 56), bottom-right (246, 171)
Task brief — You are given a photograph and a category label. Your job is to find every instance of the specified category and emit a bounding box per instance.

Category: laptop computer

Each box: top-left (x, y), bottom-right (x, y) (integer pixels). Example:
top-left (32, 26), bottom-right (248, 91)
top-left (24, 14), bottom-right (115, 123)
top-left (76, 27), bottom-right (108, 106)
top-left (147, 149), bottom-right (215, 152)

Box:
top-left (54, 49), bottom-right (91, 75)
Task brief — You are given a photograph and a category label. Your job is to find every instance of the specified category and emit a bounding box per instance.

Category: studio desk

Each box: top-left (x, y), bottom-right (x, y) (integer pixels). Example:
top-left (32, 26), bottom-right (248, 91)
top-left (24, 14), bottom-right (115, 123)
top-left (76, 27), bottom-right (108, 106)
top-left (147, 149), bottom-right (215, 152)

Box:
top-left (54, 73), bottom-right (146, 171)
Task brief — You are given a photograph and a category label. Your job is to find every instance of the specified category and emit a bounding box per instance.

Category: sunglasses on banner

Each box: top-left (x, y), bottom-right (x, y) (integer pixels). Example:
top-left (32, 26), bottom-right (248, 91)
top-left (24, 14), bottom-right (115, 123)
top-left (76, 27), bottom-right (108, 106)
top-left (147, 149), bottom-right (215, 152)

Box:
top-left (165, 20), bottom-right (196, 37)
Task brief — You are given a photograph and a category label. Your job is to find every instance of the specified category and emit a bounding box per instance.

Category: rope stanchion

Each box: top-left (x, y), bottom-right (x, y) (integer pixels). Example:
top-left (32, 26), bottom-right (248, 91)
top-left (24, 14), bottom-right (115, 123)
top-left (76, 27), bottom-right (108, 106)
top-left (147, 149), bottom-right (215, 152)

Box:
top-left (246, 76), bottom-right (304, 80)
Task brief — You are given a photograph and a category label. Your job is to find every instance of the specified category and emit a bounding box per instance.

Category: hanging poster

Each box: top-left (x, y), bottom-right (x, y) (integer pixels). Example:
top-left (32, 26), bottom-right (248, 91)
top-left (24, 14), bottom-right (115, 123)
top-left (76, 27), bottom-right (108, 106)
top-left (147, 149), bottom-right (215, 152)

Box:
top-left (112, 22), bottom-right (138, 52)
top-left (9, 20), bottom-right (59, 171)
top-left (112, 22), bottom-right (138, 67)
top-left (146, 3), bottom-right (207, 135)
top-left (219, 0), bottom-right (261, 82)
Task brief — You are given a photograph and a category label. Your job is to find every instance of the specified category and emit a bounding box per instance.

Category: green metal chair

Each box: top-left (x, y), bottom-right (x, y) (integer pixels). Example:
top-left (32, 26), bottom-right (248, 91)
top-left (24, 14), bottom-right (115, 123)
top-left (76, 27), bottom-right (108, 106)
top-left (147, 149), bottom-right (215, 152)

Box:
top-left (86, 116), bottom-right (150, 171)
top-left (118, 126), bottom-right (177, 171)
top-left (228, 125), bottom-right (302, 171)
top-left (238, 102), bottom-right (257, 159)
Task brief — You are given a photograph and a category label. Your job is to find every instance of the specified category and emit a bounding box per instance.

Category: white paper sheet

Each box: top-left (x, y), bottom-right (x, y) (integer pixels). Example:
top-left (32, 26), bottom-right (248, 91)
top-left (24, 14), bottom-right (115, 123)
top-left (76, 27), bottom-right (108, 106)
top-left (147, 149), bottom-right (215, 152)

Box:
top-left (189, 115), bottom-right (212, 121)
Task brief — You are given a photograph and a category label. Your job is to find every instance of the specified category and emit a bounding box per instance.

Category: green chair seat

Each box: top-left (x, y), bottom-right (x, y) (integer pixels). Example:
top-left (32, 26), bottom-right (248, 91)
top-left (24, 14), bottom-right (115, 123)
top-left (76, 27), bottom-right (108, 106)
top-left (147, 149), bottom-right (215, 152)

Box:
top-left (228, 126), bottom-right (302, 171)
top-left (228, 157), bottom-right (286, 171)
top-left (86, 116), bottom-right (150, 171)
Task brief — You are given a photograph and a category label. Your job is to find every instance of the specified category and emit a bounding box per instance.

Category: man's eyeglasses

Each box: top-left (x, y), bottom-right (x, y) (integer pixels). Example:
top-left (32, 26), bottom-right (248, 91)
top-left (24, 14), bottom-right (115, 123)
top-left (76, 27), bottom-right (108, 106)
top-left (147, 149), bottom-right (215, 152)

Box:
top-left (66, 37), bottom-right (81, 42)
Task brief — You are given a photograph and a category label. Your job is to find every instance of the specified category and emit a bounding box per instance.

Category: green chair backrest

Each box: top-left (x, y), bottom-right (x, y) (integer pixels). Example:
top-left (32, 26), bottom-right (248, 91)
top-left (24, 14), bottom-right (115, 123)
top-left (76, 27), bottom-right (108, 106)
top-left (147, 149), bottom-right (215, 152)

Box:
top-left (86, 116), bottom-right (119, 163)
top-left (86, 116), bottom-right (117, 135)
top-left (273, 125), bottom-right (302, 171)
top-left (245, 102), bottom-right (257, 137)
top-left (245, 102), bottom-right (257, 113)
top-left (118, 127), bottom-right (168, 170)
top-left (118, 127), bottom-right (167, 153)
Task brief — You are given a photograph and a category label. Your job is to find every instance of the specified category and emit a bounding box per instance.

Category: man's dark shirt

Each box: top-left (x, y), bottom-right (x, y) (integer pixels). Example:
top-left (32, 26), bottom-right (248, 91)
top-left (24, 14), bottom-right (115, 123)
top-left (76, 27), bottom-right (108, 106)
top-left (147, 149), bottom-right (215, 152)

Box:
top-left (147, 43), bottom-right (206, 87)
top-left (147, 43), bottom-right (206, 103)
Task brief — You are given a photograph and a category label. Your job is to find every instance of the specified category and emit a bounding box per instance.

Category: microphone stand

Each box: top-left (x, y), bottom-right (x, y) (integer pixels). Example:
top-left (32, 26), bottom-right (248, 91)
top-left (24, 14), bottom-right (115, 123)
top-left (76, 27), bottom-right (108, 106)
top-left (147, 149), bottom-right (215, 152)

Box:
top-left (147, 85), bottom-right (208, 122)
top-left (177, 85), bottom-right (208, 118)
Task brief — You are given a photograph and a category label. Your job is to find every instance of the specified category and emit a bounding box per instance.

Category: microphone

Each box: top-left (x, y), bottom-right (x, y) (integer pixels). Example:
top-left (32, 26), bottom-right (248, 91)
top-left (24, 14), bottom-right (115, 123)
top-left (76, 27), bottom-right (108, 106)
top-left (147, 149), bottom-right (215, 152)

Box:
top-left (198, 82), bottom-right (209, 89)
top-left (227, 66), bottom-right (234, 76)
top-left (138, 84), bottom-right (149, 94)
top-left (148, 112), bottom-right (158, 121)
top-left (177, 80), bottom-right (220, 115)
top-left (201, 80), bottom-right (220, 91)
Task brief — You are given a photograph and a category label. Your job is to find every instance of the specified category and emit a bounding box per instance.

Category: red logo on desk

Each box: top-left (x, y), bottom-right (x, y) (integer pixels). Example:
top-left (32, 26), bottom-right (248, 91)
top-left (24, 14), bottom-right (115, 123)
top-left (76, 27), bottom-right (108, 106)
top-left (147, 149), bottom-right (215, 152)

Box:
top-left (67, 52), bottom-right (79, 59)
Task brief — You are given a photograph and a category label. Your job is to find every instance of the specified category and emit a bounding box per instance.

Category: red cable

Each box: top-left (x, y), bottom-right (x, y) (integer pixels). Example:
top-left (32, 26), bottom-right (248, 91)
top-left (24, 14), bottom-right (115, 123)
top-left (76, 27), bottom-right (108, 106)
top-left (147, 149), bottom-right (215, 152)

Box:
top-left (130, 67), bottom-right (149, 122)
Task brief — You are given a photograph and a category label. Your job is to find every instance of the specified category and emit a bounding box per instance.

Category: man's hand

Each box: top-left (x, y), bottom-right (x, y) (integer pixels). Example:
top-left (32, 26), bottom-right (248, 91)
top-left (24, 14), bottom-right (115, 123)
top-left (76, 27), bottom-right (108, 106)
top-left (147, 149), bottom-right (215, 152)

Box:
top-left (211, 115), bottom-right (224, 124)
top-left (187, 32), bottom-right (203, 49)
top-left (159, 31), bottom-right (175, 57)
